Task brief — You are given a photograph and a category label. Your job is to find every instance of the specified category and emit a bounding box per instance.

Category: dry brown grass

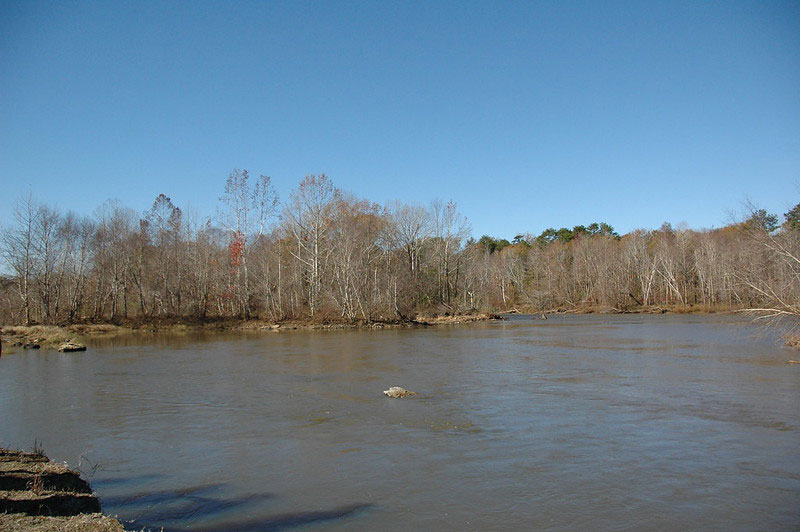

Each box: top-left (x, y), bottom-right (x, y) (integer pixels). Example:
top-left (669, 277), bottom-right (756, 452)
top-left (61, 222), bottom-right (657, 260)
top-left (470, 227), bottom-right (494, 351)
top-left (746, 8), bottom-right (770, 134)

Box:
top-left (1, 447), bottom-right (124, 532)
top-left (0, 324), bottom-right (130, 351)
top-left (0, 513), bottom-right (125, 532)
top-left (666, 304), bottom-right (732, 314)
top-left (66, 324), bottom-right (122, 335)
top-left (415, 312), bottom-right (501, 324)
top-left (784, 334), bottom-right (800, 350)
top-left (1, 325), bottom-right (75, 347)
top-left (26, 473), bottom-right (44, 495)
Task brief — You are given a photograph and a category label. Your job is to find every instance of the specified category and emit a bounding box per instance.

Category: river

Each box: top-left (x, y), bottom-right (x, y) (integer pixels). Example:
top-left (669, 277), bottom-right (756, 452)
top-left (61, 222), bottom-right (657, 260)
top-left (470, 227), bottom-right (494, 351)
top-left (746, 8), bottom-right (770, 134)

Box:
top-left (1, 314), bottom-right (798, 531)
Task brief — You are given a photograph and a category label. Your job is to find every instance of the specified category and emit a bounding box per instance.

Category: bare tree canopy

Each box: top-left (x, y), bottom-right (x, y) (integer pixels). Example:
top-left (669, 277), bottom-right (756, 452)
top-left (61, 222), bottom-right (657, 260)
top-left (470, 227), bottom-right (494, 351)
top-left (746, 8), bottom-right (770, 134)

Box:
top-left (1, 179), bottom-right (797, 334)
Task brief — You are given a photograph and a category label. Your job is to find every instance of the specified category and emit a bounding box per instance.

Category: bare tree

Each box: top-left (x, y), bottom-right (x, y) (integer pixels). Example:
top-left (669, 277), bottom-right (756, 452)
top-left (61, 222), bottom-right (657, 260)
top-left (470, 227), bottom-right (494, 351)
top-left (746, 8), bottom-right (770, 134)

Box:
top-left (143, 194), bottom-right (183, 315)
top-left (32, 203), bottom-right (64, 322)
top-left (61, 213), bottom-right (95, 322)
top-left (623, 230), bottom-right (658, 306)
top-left (431, 200), bottom-right (471, 308)
top-left (385, 201), bottom-right (431, 279)
top-left (92, 201), bottom-right (137, 320)
top-left (328, 195), bottom-right (385, 320)
top-left (736, 207), bottom-right (800, 321)
top-left (218, 169), bottom-right (279, 318)
top-left (283, 174), bottom-right (338, 317)
top-left (1, 193), bottom-right (40, 324)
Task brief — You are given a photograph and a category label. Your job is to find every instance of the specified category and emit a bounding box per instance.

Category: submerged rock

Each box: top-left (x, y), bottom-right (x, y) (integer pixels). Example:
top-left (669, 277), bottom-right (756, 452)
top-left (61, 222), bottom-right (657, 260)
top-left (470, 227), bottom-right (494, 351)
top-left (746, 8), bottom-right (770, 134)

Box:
top-left (57, 342), bottom-right (86, 352)
top-left (383, 386), bottom-right (417, 398)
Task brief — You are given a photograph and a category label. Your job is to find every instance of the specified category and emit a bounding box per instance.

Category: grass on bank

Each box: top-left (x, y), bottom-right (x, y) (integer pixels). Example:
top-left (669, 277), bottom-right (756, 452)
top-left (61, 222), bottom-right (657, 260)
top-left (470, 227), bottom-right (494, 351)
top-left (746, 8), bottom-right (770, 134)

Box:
top-left (0, 324), bottom-right (125, 349)
top-left (785, 334), bottom-right (800, 350)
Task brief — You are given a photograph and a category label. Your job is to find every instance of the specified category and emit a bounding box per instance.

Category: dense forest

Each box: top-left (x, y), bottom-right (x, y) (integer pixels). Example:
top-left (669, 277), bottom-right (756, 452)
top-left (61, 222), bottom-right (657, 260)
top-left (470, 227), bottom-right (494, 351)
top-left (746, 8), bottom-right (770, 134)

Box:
top-left (1, 171), bottom-right (798, 326)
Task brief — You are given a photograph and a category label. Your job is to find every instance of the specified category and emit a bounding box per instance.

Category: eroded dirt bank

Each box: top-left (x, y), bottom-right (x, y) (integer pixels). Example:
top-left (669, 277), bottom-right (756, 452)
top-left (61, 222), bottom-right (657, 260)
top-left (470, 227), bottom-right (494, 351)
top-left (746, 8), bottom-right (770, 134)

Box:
top-left (0, 448), bottom-right (123, 532)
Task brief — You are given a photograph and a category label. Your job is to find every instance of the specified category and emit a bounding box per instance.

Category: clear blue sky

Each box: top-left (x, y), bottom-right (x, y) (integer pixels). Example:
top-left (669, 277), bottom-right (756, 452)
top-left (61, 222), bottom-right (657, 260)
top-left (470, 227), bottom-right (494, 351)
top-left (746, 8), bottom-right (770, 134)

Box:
top-left (1, 0), bottom-right (798, 239)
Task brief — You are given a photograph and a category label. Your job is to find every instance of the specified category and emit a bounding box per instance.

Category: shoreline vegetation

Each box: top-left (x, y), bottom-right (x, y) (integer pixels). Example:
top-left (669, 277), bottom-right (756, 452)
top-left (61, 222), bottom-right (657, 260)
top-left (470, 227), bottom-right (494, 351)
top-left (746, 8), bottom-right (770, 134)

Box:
top-left (1, 176), bottom-right (798, 350)
top-left (5, 305), bottom-right (798, 352)
top-left (0, 311), bottom-right (505, 351)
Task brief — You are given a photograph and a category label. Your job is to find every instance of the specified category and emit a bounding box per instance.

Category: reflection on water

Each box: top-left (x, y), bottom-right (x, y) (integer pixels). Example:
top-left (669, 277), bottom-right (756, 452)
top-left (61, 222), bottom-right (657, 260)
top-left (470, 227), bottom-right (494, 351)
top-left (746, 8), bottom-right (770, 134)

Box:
top-left (1, 315), bottom-right (798, 530)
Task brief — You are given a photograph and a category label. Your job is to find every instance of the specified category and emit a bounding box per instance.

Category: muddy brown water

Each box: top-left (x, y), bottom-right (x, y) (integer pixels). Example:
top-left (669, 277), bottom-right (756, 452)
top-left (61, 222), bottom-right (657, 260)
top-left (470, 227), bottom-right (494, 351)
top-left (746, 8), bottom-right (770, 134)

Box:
top-left (1, 315), bottom-right (798, 531)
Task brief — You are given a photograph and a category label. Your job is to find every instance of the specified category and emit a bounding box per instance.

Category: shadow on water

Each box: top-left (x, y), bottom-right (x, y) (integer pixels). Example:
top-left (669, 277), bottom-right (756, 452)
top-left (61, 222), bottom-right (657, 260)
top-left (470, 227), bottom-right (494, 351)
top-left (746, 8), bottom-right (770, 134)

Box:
top-left (103, 483), bottom-right (276, 528)
top-left (92, 473), bottom-right (164, 488)
top-left (192, 503), bottom-right (374, 532)
top-left (101, 483), bottom-right (228, 508)
top-left (142, 492), bottom-right (275, 523)
top-left (105, 482), bottom-right (371, 531)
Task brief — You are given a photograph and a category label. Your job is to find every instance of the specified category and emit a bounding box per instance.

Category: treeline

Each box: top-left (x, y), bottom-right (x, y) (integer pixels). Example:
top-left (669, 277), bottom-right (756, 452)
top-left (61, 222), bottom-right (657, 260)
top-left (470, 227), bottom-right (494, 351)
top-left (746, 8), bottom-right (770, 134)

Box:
top-left (1, 170), bottom-right (798, 325)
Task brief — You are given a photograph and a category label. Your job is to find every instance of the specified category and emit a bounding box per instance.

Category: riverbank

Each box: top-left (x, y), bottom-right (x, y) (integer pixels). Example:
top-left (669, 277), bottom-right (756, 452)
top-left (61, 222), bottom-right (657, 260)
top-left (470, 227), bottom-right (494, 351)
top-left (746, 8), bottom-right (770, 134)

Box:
top-left (3, 309), bottom-right (797, 352)
top-left (498, 303), bottom-right (743, 317)
top-left (0, 324), bottom-right (122, 351)
top-left (502, 305), bottom-right (800, 349)
top-left (0, 448), bottom-right (123, 532)
top-left (533, 303), bottom-right (740, 315)
top-left (0, 312), bottom-right (504, 352)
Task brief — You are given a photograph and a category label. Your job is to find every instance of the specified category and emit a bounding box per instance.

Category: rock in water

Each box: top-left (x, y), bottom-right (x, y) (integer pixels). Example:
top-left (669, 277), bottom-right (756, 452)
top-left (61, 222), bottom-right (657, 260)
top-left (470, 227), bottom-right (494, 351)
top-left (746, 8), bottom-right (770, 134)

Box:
top-left (57, 342), bottom-right (86, 352)
top-left (383, 386), bottom-right (417, 398)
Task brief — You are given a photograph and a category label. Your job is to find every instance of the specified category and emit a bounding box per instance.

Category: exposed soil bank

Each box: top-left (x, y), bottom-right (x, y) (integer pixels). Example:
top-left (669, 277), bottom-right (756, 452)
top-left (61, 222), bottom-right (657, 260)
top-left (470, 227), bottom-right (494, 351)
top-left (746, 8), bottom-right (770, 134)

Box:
top-left (0, 448), bottom-right (123, 532)
top-left (0, 313), bottom-right (504, 352)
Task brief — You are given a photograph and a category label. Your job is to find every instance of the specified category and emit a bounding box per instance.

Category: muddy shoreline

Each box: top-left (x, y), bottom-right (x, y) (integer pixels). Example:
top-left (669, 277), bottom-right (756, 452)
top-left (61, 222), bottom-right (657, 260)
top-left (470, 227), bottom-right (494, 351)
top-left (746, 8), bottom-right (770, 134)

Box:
top-left (2, 308), bottom-right (796, 352)
top-left (0, 313), bottom-right (504, 352)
